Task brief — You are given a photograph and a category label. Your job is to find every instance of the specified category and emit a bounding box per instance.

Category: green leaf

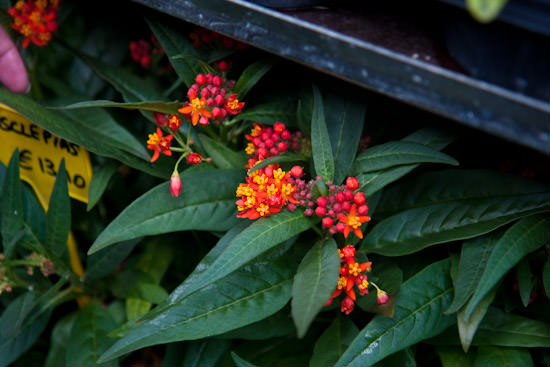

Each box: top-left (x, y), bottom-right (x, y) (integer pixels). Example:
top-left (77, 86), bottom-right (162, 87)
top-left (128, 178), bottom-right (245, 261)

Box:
top-left (335, 258), bottom-right (456, 367)
top-left (87, 160), bottom-right (119, 211)
top-left (247, 153), bottom-right (308, 174)
top-left (147, 17), bottom-right (202, 88)
top-left (1, 149), bottom-right (24, 258)
top-left (180, 339), bottom-right (231, 367)
top-left (516, 258), bottom-right (533, 307)
top-left (355, 259), bottom-right (403, 313)
top-left (173, 210), bottom-right (312, 298)
top-left (234, 97), bottom-right (297, 125)
top-left (134, 282), bottom-right (169, 304)
top-left (0, 291), bottom-right (52, 367)
top-left (199, 134), bottom-right (248, 169)
top-left (377, 348), bottom-right (417, 367)
top-left (474, 347), bottom-right (532, 367)
top-left (218, 311), bottom-right (295, 340)
top-left (126, 298), bottom-right (153, 321)
top-left (324, 92), bottom-right (366, 184)
top-left (56, 100), bottom-right (181, 115)
top-left (457, 287), bottom-right (497, 352)
top-left (0, 90), bottom-right (170, 178)
top-left (89, 169), bottom-right (243, 254)
top-left (466, 0), bottom-right (509, 23)
top-left (436, 347), bottom-right (475, 367)
top-left (291, 238), bottom-right (340, 338)
top-left (46, 159), bottom-right (70, 265)
top-left (297, 88), bottom-right (313, 135)
top-left (445, 233), bottom-right (499, 314)
top-left (232, 352), bottom-right (260, 367)
top-left (465, 215), bottom-right (550, 318)
top-left (45, 313), bottom-right (78, 367)
top-left (353, 141), bottom-right (458, 175)
top-left (98, 259), bottom-right (294, 362)
top-left (310, 317), bottom-right (359, 367)
top-left (233, 60), bottom-right (273, 98)
top-left (311, 85), bottom-right (334, 182)
top-left (363, 171), bottom-right (550, 256)
top-left (66, 302), bottom-right (119, 367)
top-left (543, 258), bottom-right (550, 298)
top-left (86, 239), bottom-right (140, 281)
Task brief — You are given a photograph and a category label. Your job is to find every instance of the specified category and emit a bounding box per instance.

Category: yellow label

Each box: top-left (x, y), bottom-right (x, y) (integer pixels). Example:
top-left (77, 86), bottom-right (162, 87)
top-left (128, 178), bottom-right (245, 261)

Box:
top-left (0, 103), bottom-right (92, 209)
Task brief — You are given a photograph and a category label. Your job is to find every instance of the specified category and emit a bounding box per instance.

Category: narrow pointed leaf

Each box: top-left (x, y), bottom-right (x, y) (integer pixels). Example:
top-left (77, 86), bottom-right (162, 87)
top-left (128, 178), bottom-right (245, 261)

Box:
top-left (99, 259), bottom-right (294, 362)
top-left (147, 17), bottom-right (202, 87)
top-left (516, 258), bottom-right (533, 307)
top-left (436, 347), bottom-right (475, 367)
top-left (457, 287), bottom-right (497, 352)
top-left (232, 352), bottom-right (260, 367)
top-left (353, 141), bottom-right (458, 175)
top-left (310, 318), bottom-right (359, 367)
top-left (46, 159), bottom-right (70, 264)
top-left (89, 169), bottom-right (243, 253)
top-left (247, 153), bottom-right (308, 174)
top-left (235, 97), bottom-right (297, 125)
top-left (65, 302), bottom-right (118, 367)
top-left (233, 60), bottom-right (273, 98)
top-left (218, 311), bottom-right (295, 340)
top-left (474, 347), bottom-right (533, 367)
top-left (177, 210), bottom-right (312, 297)
top-left (291, 238), bottom-right (340, 338)
top-left (311, 85), bottom-right (334, 182)
top-left (0, 291), bottom-right (52, 367)
top-left (87, 160), bottom-right (119, 211)
top-left (181, 339), bottom-right (231, 367)
top-left (57, 100), bottom-right (181, 115)
top-left (86, 239), bottom-right (141, 281)
top-left (1, 149), bottom-right (24, 258)
top-left (465, 215), bottom-right (550, 318)
top-left (199, 134), bottom-right (248, 169)
top-left (325, 92), bottom-right (366, 184)
top-left (45, 313), bottom-right (78, 367)
top-left (445, 233), bottom-right (499, 314)
top-left (335, 259), bottom-right (455, 367)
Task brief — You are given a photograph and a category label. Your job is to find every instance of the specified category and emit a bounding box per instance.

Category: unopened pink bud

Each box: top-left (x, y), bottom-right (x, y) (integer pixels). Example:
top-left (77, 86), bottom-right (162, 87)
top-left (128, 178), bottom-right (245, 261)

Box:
top-left (377, 289), bottom-right (389, 305)
top-left (170, 172), bottom-right (182, 197)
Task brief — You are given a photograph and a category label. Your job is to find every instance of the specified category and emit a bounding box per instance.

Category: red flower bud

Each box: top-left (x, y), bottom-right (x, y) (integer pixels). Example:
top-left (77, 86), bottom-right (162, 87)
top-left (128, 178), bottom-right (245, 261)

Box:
top-left (290, 166), bottom-right (303, 178)
top-left (316, 196), bottom-right (328, 207)
top-left (377, 289), bottom-right (389, 305)
top-left (315, 206), bottom-right (326, 217)
top-left (273, 121), bottom-right (286, 133)
top-left (354, 192), bottom-right (366, 206)
top-left (170, 172), bottom-right (182, 197)
top-left (341, 296), bottom-right (355, 315)
top-left (153, 112), bottom-right (169, 127)
top-left (357, 204), bottom-right (369, 216)
top-left (346, 177), bottom-right (359, 190)
top-left (187, 153), bottom-right (203, 165)
top-left (277, 141), bottom-right (288, 152)
top-left (218, 61), bottom-right (229, 71)
top-left (322, 216), bottom-right (334, 228)
top-left (196, 73), bottom-right (207, 85)
top-left (336, 192), bottom-right (346, 203)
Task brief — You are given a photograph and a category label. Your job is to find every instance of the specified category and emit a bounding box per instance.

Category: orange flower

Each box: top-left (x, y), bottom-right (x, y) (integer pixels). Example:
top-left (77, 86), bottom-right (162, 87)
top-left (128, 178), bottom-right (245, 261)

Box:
top-left (225, 94), bottom-right (244, 115)
top-left (337, 204), bottom-right (370, 239)
top-left (8, 0), bottom-right (59, 48)
top-left (147, 128), bottom-right (173, 162)
top-left (178, 97), bottom-right (212, 126)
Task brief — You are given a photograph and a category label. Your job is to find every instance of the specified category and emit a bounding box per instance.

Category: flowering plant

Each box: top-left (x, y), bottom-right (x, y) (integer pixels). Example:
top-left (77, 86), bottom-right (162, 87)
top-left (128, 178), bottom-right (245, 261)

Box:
top-left (0, 1), bottom-right (549, 366)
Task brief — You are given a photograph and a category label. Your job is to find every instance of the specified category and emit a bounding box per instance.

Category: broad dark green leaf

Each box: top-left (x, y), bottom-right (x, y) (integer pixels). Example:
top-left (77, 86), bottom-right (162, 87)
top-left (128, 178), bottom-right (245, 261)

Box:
top-left (0, 89), bottom-right (171, 178)
top-left (543, 258), bottom-right (550, 298)
top-left (357, 128), bottom-right (455, 197)
top-left (45, 313), bottom-right (78, 367)
top-left (199, 134), bottom-right (248, 169)
top-left (98, 259), bottom-right (294, 362)
top-left (335, 259), bottom-right (455, 367)
top-left (377, 348), bottom-right (417, 367)
top-left (180, 339), bottom-right (231, 367)
top-left (445, 233), bottom-right (499, 314)
top-left (87, 160), bottom-right (119, 211)
top-left (247, 153), bottom-right (308, 174)
top-left (57, 100), bottom-right (181, 115)
top-left (457, 287), bottom-right (497, 352)
top-left (233, 60), bottom-right (273, 98)
top-left (353, 141), bottom-right (458, 175)
top-left (172, 210), bottom-right (312, 298)
top-left (474, 347), bottom-right (532, 367)
top-left (467, 0), bottom-right (509, 23)
top-left (218, 311), bottom-right (295, 340)
top-left (147, 17), bottom-right (202, 87)
top-left (0, 292), bottom-right (52, 367)
top-left (234, 97), bottom-right (297, 125)
top-left (363, 171), bottom-right (550, 256)
top-left (516, 258), bottom-right (533, 307)
top-left (310, 317), bottom-right (359, 367)
top-left (356, 259), bottom-right (403, 313)
top-left (311, 85), bottom-right (334, 182)
top-left (297, 88), bottom-right (313, 135)
top-left (291, 238), bottom-right (340, 338)
top-left (465, 215), bottom-right (550, 318)
top-left (436, 347), bottom-right (475, 367)
top-left (89, 169), bottom-right (243, 253)
top-left (66, 302), bottom-right (119, 367)
top-left (232, 352), bottom-right (260, 367)
top-left (324, 92), bottom-right (366, 184)
top-left (1, 149), bottom-right (24, 258)
top-left (46, 159), bottom-right (70, 265)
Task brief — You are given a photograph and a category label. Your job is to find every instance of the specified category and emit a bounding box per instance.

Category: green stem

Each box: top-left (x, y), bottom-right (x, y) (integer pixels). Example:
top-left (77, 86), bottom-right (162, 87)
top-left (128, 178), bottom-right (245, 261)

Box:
top-left (311, 224), bottom-right (325, 237)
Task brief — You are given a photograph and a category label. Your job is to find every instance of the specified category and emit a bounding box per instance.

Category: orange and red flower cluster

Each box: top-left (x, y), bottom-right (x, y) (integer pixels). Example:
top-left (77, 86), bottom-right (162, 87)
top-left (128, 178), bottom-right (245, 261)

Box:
top-left (8, 0), bottom-right (59, 48)
top-left (147, 128), bottom-right (173, 163)
top-left (244, 122), bottom-right (302, 168)
top-left (236, 164), bottom-right (302, 220)
top-left (179, 73), bottom-right (243, 126)
top-left (325, 245), bottom-right (372, 314)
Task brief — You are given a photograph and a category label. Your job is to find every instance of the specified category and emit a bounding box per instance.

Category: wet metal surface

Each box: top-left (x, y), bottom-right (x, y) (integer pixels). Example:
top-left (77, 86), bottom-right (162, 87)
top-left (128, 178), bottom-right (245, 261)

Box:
top-left (134, 0), bottom-right (550, 154)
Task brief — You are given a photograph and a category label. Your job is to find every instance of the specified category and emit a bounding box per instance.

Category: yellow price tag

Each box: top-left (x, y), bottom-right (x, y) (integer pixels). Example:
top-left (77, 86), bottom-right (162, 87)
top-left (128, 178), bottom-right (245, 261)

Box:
top-left (0, 103), bottom-right (92, 209)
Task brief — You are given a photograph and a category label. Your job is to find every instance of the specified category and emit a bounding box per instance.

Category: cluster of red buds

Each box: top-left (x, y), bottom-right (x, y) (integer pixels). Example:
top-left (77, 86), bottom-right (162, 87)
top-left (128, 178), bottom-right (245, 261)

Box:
top-left (325, 245), bottom-right (388, 314)
top-left (297, 177), bottom-right (371, 239)
top-left (8, 0), bottom-right (59, 48)
top-left (179, 73), bottom-right (244, 126)
top-left (190, 28), bottom-right (247, 50)
top-left (129, 35), bottom-right (164, 69)
top-left (245, 122), bottom-right (303, 168)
